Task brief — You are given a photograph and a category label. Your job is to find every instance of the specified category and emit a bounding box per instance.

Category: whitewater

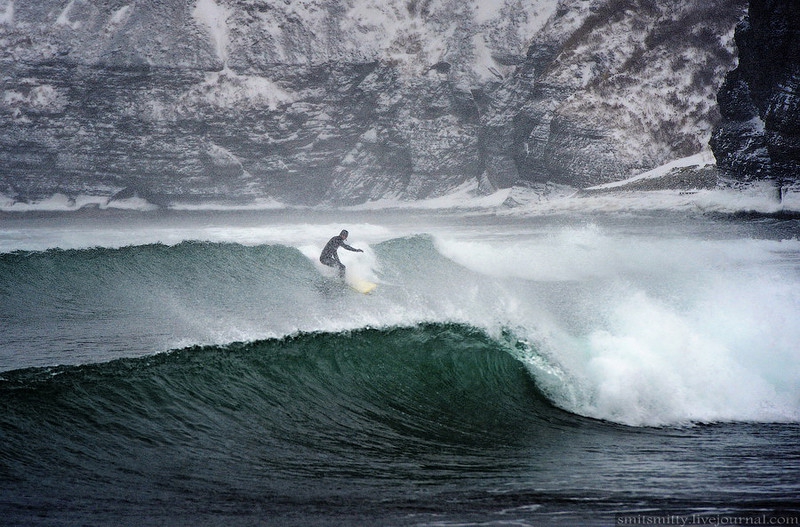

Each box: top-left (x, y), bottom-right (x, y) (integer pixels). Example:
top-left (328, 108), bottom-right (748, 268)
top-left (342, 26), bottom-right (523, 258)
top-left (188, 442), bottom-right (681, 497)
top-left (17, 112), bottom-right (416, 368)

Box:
top-left (2, 204), bottom-right (799, 525)
top-left (3, 206), bottom-right (799, 426)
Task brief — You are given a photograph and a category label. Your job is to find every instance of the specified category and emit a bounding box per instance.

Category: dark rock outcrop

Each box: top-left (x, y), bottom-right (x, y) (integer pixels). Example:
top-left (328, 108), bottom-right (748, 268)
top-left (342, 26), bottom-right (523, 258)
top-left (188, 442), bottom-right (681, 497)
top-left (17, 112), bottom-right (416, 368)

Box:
top-left (710, 0), bottom-right (800, 193)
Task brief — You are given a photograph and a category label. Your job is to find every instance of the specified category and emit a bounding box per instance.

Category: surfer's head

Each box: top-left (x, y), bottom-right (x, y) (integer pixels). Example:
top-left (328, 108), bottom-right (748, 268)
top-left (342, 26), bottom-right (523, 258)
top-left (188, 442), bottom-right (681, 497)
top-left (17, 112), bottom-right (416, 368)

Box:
top-left (340, 229), bottom-right (348, 239)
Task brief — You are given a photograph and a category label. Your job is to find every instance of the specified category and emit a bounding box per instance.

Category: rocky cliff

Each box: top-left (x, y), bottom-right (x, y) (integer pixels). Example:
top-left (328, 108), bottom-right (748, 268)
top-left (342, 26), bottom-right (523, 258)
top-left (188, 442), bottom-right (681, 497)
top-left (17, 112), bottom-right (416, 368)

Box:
top-left (0, 0), bottom-right (745, 206)
top-left (710, 0), bottom-right (800, 196)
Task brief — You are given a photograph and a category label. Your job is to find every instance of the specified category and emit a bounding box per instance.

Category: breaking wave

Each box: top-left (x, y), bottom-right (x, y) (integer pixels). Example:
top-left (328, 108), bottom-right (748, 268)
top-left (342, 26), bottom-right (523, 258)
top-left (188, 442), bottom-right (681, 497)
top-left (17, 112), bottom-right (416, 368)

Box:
top-left (2, 225), bottom-right (799, 428)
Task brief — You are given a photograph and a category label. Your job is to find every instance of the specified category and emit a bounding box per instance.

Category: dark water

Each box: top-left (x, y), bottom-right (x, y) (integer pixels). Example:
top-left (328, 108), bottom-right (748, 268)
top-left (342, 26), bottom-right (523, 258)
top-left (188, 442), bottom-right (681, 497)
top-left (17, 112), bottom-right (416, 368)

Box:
top-left (2, 323), bottom-right (798, 526)
top-left (1, 211), bottom-right (799, 525)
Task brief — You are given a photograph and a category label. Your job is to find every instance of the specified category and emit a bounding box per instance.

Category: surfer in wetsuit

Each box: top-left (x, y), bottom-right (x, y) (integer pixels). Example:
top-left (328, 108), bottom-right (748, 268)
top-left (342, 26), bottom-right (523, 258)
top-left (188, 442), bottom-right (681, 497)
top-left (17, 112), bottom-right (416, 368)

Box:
top-left (320, 229), bottom-right (363, 280)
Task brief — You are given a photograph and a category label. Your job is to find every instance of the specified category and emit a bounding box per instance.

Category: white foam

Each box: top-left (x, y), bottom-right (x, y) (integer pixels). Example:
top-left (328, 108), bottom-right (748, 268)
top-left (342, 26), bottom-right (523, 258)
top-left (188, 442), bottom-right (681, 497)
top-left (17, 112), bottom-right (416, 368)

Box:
top-left (434, 226), bottom-right (791, 283)
top-left (1, 208), bottom-right (798, 426)
top-left (426, 221), bottom-right (800, 426)
top-left (570, 284), bottom-right (800, 426)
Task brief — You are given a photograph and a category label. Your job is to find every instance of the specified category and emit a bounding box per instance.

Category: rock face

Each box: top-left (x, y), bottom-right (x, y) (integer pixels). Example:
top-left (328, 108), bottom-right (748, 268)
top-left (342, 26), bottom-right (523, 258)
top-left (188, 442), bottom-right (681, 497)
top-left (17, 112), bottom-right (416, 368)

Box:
top-left (0, 0), bottom-right (745, 206)
top-left (710, 0), bottom-right (800, 192)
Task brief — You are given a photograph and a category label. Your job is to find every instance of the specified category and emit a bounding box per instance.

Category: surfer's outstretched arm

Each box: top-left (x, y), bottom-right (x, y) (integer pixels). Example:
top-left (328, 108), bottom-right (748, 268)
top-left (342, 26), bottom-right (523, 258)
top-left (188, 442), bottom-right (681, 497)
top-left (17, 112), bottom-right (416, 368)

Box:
top-left (342, 243), bottom-right (363, 253)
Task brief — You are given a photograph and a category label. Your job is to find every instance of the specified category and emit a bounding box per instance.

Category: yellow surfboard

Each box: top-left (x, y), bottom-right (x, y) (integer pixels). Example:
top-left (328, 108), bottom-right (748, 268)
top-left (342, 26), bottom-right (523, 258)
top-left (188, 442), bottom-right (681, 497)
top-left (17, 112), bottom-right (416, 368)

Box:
top-left (347, 277), bottom-right (377, 294)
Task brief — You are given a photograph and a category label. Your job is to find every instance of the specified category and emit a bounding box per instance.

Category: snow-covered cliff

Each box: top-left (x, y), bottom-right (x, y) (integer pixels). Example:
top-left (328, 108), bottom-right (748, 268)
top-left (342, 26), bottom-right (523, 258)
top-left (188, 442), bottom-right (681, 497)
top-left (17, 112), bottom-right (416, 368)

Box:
top-left (0, 0), bottom-right (745, 206)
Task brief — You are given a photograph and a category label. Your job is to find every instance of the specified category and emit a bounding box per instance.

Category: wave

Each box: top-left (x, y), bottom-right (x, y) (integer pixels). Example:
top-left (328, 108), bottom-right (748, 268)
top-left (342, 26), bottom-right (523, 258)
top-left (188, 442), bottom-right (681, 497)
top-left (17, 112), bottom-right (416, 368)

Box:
top-left (3, 322), bottom-right (800, 526)
top-left (2, 224), bottom-right (799, 428)
top-left (0, 324), bottom-right (566, 488)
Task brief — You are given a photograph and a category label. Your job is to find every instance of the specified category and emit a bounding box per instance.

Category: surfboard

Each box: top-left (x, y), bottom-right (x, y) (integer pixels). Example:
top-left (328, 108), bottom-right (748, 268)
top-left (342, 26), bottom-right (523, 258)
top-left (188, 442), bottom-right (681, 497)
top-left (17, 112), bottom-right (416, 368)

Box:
top-left (347, 277), bottom-right (377, 294)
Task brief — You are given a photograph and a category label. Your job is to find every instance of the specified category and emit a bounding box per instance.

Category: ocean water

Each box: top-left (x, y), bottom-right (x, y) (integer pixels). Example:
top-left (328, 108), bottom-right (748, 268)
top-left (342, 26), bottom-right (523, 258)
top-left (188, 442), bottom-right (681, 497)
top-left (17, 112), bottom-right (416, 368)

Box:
top-left (1, 208), bottom-right (799, 526)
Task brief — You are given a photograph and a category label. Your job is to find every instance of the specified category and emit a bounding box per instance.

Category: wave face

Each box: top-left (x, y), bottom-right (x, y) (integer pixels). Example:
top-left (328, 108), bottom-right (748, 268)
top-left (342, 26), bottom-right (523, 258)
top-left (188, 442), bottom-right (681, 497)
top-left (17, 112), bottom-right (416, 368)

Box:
top-left (3, 323), bottom-right (799, 526)
top-left (2, 215), bottom-right (799, 427)
top-left (2, 211), bottom-right (800, 524)
top-left (0, 241), bottom-right (322, 366)
top-left (0, 323), bottom-right (606, 526)
top-left (0, 323), bottom-right (551, 487)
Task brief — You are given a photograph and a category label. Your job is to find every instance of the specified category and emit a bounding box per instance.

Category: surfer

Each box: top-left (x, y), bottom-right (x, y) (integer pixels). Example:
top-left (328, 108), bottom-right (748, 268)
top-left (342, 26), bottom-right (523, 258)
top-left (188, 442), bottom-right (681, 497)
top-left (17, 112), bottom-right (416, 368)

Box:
top-left (320, 229), bottom-right (363, 280)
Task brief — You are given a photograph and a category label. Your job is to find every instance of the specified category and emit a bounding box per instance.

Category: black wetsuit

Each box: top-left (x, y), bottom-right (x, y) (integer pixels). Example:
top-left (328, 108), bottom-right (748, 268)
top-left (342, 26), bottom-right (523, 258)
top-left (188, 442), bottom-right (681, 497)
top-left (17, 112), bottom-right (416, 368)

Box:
top-left (319, 235), bottom-right (360, 279)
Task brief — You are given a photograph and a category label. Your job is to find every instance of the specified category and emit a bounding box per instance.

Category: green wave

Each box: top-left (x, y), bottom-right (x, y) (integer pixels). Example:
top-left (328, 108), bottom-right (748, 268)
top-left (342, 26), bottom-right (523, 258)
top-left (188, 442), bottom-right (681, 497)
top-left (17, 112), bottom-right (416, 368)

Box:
top-left (0, 323), bottom-right (583, 486)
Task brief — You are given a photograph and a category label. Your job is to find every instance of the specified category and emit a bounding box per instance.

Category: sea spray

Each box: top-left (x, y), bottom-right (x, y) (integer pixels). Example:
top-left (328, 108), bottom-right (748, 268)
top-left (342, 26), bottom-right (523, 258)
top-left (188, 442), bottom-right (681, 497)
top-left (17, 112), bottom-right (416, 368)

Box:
top-left (2, 212), bottom-right (799, 427)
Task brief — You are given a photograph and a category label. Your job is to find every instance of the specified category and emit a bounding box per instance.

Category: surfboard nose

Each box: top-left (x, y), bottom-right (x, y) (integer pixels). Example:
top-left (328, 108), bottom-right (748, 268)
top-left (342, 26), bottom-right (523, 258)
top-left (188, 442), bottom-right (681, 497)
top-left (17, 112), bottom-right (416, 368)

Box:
top-left (348, 277), bottom-right (377, 294)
